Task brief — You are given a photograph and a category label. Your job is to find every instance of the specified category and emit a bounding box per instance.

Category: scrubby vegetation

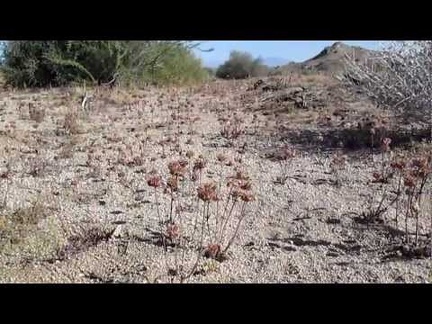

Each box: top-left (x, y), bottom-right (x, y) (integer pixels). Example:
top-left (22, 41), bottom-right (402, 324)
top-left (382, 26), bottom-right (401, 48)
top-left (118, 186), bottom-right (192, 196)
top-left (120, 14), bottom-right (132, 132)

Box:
top-left (0, 41), bottom-right (209, 88)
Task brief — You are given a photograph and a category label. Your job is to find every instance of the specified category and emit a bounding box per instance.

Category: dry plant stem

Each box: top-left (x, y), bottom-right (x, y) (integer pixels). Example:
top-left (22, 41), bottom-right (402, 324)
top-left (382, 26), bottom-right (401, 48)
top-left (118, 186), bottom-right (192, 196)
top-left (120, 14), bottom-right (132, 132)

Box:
top-left (405, 192), bottom-right (412, 244)
top-left (154, 187), bottom-right (162, 225)
top-left (415, 208), bottom-right (420, 246)
top-left (381, 151), bottom-right (387, 179)
top-left (193, 170), bottom-right (204, 214)
top-left (186, 104), bottom-right (191, 135)
top-left (394, 173), bottom-right (403, 227)
top-left (140, 138), bottom-right (145, 158)
top-left (219, 186), bottom-right (234, 227)
top-left (172, 194), bottom-right (182, 276)
top-left (191, 196), bottom-right (201, 240)
top-left (415, 177), bottom-right (428, 245)
top-left (169, 188), bottom-right (174, 223)
top-left (205, 201), bottom-right (212, 240)
top-left (278, 161), bottom-right (287, 184)
top-left (372, 176), bottom-right (403, 224)
top-left (430, 193), bottom-right (432, 257)
top-left (215, 166), bottom-right (223, 243)
top-left (1, 179), bottom-right (11, 210)
top-left (222, 201), bottom-right (247, 254)
top-left (372, 185), bottom-right (388, 224)
top-left (182, 201), bottom-right (207, 282)
top-left (219, 198), bottom-right (238, 245)
top-left (173, 237), bottom-right (179, 278)
top-left (176, 104), bottom-right (181, 151)
top-left (178, 208), bottom-right (188, 279)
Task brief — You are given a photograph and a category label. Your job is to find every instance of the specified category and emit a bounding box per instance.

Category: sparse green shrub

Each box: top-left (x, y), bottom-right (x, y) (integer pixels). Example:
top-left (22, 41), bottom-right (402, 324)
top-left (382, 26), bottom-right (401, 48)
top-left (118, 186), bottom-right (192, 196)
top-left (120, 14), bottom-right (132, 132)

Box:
top-left (136, 42), bottom-right (209, 85)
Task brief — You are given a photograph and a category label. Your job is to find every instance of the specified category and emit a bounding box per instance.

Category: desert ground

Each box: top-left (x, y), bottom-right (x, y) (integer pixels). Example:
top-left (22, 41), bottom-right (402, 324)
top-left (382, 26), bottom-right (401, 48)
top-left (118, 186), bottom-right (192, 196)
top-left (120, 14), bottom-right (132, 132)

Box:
top-left (0, 74), bottom-right (431, 283)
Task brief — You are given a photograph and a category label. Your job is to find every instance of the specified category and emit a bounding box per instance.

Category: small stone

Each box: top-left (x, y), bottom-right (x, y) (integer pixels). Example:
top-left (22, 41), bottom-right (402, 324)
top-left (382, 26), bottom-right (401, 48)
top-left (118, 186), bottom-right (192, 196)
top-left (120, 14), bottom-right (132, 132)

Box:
top-left (112, 225), bottom-right (124, 238)
top-left (244, 241), bottom-right (255, 247)
top-left (402, 245), bottom-right (411, 255)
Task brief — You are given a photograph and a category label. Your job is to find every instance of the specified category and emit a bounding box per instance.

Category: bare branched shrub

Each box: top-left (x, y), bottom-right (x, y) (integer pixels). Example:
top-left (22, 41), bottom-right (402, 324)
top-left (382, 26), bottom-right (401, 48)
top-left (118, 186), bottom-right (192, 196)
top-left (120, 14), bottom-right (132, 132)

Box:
top-left (341, 41), bottom-right (432, 131)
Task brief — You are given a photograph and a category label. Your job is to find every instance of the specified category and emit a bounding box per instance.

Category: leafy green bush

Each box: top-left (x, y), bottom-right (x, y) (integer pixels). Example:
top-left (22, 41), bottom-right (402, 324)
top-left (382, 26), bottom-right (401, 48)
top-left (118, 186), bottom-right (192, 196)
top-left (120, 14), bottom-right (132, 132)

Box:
top-left (0, 41), bottom-right (208, 88)
top-left (215, 51), bottom-right (269, 79)
top-left (133, 42), bottom-right (209, 85)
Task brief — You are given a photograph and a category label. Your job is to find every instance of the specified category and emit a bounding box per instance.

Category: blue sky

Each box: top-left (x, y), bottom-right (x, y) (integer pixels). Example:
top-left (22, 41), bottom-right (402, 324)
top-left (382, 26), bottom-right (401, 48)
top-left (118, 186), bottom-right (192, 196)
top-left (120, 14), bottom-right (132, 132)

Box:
top-left (193, 41), bottom-right (385, 67)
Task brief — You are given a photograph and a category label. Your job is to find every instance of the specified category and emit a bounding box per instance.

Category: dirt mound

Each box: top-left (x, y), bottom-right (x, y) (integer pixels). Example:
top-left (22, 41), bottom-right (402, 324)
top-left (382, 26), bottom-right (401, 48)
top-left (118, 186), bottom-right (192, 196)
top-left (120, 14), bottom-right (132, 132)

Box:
top-left (245, 75), bottom-right (354, 114)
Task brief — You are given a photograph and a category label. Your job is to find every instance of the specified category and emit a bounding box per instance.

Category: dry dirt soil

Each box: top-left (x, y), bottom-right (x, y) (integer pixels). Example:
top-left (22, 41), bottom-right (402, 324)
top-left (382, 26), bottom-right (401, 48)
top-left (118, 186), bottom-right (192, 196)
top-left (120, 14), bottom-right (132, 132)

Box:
top-left (0, 74), bottom-right (431, 283)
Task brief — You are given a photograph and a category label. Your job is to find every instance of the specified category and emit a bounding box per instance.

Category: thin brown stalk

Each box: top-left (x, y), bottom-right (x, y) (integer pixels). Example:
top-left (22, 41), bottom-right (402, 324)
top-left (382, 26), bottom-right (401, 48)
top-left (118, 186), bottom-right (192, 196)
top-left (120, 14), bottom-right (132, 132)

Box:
top-left (414, 176), bottom-right (428, 245)
top-left (394, 172), bottom-right (402, 228)
top-left (205, 200), bottom-right (212, 240)
top-left (219, 198), bottom-right (238, 245)
top-left (191, 197), bottom-right (200, 240)
top-left (429, 195), bottom-right (432, 258)
top-left (154, 187), bottom-right (161, 223)
top-left (1, 179), bottom-right (10, 210)
top-left (214, 166), bottom-right (223, 243)
top-left (405, 191), bottom-right (413, 244)
top-left (169, 189), bottom-right (174, 223)
top-left (223, 201), bottom-right (247, 254)
top-left (183, 201), bottom-right (208, 282)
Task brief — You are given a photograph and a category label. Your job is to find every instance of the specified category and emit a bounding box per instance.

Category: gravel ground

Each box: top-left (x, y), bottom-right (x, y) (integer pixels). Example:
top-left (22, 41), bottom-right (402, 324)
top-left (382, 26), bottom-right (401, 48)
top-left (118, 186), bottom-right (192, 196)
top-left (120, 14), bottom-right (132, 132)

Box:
top-left (0, 79), bottom-right (431, 283)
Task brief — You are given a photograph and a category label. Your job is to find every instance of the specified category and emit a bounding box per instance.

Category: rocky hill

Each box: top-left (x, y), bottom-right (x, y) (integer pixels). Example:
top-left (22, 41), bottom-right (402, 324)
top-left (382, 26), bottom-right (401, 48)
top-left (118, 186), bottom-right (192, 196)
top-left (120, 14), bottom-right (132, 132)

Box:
top-left (277, 42), bottom-right (375, 75)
